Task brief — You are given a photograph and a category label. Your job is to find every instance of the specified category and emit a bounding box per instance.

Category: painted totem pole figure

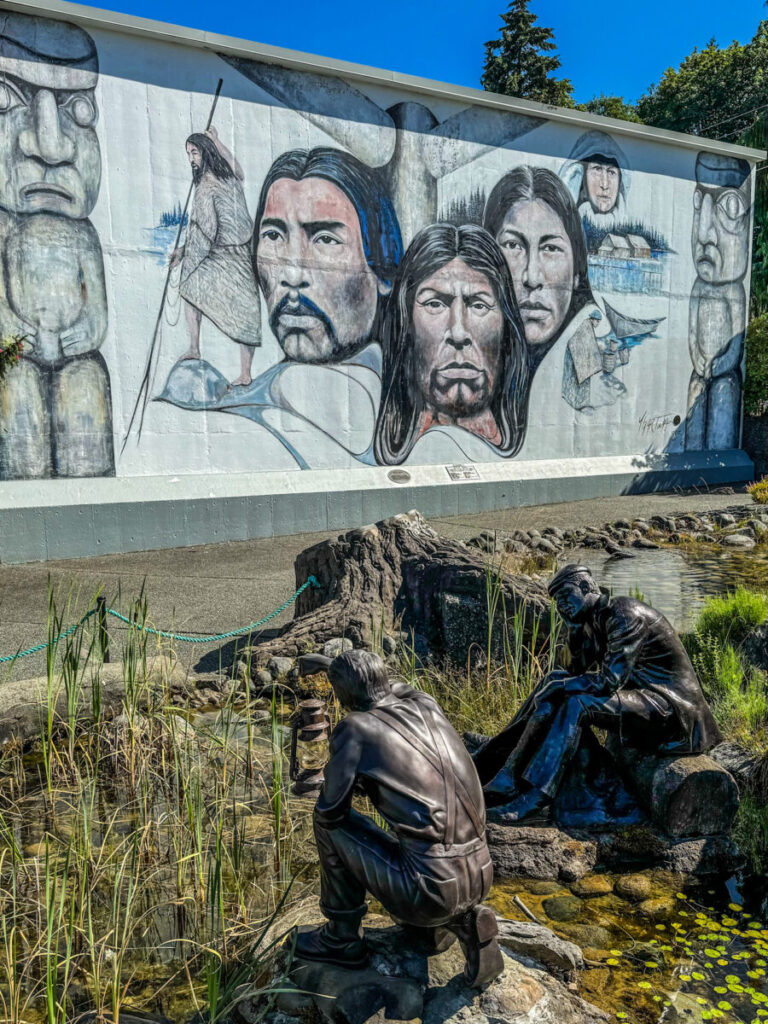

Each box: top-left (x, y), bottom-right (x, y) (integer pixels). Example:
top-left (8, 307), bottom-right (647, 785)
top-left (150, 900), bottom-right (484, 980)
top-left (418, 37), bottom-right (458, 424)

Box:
top-left (0, 12), bottom-right (113, 479)
top-left (685, 153), bottom-right (752, 451)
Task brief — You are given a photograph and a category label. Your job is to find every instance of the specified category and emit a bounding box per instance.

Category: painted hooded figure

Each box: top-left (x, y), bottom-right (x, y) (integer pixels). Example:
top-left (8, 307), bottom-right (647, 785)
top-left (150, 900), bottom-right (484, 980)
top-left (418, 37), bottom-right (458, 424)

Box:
top-left (559, 130), bottom-right (630, 236)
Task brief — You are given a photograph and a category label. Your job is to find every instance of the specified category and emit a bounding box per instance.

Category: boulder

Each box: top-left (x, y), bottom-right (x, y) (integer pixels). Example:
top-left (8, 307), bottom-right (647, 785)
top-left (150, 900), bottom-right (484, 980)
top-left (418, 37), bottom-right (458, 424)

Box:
top-left (650, 516), bottom-right (675, 532)
top-left (542, 894), bottom-right (583, 922)
top-left (595, 827), bottom-right (742, 876)
top-left (487, 824), bottom-right (597, 882)
top-left (543, 526), bottom-right (565, 541)
top-left (607, 741), bottom-right (739, 838)
top-left (570, 875), bottom-right (614, 898)
top-left (495, 918), bottom-right (584, 977)
top-left (632, 537), bottom-right (659, 549)
top-left (613, 874), bottom-right (652, 902)
top-left (380, 633), bottom-right (398, 656)
top-left (536, 538), bottom-right (559, 555)
top-left (322, 637), bottom-right (354, 659)
top-left (268, 656), bottom-right (295, 679)
top-left (713, 512), bottom-right (737, 526)
top-left (721, 533), bottom-right (755, 549)
top-left (243, 920), bottom-right (607, 1024)
top-left (254, 667), bottom-right (274, 688)
top-left (710, 741), bottom-right (760, 788)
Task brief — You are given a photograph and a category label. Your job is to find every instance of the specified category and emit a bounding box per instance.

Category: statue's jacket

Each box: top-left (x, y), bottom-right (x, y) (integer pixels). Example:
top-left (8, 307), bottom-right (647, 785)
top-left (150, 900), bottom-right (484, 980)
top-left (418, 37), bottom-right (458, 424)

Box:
top-left (565, 593), bottom-right (721, 753)
top-left (315, 682), bottom-right (493, 910)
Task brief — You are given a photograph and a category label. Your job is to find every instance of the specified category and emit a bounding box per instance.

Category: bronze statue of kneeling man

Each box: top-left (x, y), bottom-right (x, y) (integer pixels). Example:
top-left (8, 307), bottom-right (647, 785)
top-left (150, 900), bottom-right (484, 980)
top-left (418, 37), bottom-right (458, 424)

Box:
top-left (473, 564), bottom-right (721, 823)
top-left (296, 650), bottom-right (503, 986)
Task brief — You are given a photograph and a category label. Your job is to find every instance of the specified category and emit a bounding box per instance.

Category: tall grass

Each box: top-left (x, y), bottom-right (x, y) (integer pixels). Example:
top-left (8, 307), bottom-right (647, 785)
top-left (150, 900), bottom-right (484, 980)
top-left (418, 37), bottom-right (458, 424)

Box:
top-left (403, 566), bottom-right (558, 737)
top-left (0, 588), bottom-right (309, 1023)
top-left (683, 588), bottom-right (768, 748)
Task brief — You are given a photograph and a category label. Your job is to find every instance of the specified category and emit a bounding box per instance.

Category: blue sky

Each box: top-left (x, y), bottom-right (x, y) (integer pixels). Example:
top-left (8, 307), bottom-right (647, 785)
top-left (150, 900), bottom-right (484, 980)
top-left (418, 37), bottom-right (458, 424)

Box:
top-left (79, 0), bottom-right (765, 105)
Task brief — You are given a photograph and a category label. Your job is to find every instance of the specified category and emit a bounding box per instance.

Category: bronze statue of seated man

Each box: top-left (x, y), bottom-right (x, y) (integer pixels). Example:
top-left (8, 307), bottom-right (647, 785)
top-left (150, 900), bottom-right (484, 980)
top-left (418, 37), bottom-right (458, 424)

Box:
top-left (473, 564), bottom-right (721, 823)
top-left (297, 650), bottom-right (503, 986)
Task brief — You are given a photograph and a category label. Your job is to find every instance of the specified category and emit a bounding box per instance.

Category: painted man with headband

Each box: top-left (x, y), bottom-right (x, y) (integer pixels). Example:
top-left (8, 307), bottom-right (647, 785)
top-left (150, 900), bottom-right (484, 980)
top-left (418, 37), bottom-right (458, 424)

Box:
top-left (160, 146), bottom-right (403, 468)
top-left (473, 564), bottom-right (721, 822)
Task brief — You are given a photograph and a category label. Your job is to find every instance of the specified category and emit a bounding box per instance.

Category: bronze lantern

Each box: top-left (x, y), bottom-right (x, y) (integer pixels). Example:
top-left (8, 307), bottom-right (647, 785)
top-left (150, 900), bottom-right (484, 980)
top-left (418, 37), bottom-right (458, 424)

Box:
top-left (289, 698), bottom-right (331, 796)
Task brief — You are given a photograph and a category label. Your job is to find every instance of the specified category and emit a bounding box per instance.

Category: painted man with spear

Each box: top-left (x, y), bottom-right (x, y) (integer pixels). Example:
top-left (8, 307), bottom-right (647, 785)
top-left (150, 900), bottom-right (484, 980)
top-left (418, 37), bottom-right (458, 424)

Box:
top-left (170, 127), bottom-right (261, 387)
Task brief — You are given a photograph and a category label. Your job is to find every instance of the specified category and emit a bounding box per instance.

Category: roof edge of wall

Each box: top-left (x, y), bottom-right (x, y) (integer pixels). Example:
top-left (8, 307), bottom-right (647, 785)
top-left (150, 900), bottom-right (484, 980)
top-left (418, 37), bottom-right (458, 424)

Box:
top-left (7, 0), bottom-right (767, 162)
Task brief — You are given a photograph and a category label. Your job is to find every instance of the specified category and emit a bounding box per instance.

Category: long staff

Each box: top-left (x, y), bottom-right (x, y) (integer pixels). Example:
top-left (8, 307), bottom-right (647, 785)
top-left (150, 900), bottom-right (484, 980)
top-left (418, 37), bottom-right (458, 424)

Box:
top-left (122, 77), bottom-right (224, 452)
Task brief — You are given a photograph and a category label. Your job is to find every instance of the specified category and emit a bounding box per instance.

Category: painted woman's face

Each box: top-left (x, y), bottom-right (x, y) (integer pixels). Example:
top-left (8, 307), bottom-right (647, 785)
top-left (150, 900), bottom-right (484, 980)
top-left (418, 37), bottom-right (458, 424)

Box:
top-left (412, 257), bottom-right (503, 419)
top-left (495, 199), bottom-right (575, 346)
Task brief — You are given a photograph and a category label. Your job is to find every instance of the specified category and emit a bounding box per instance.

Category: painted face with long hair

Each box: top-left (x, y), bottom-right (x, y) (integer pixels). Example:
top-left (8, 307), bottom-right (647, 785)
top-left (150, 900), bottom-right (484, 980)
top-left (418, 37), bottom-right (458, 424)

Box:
top-left (374, 223), bottom-right (529, 466)
top-left (484, 167), bottom-right (592, 350)
top-left (412, 257), bottom-right (503, 422)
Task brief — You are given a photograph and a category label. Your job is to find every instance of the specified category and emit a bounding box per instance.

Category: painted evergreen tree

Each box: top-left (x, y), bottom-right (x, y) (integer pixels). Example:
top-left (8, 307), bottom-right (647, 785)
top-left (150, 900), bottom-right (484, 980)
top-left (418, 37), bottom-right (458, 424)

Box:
top-left (481, 0), bottom-right (574, 106)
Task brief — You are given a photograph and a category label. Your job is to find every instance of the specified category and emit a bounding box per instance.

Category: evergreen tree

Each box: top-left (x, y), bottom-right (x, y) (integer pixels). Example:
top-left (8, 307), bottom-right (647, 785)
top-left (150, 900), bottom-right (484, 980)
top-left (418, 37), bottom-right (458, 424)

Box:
top-left (481, 0), bottom-right (574, 107)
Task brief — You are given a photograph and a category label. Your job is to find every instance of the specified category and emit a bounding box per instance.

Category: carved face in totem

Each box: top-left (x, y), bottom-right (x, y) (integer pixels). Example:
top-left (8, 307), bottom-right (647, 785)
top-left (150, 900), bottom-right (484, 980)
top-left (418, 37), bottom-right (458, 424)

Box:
top-left (256, 176), bottom-right (390, 362)
top-left (495, 198), bottom-right (575, 346)
top-left (692, 153), bottom-right (751, 285)
top-left (0, 15), bottom-right (101, 219)
top-left (411, 257), bottom-right (503, 422)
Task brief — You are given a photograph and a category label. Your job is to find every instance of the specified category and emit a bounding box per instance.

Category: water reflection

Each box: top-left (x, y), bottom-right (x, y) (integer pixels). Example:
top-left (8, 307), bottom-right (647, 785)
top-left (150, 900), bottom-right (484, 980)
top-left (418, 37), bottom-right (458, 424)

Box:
top-left (572, 546), bottom-right (768, 630)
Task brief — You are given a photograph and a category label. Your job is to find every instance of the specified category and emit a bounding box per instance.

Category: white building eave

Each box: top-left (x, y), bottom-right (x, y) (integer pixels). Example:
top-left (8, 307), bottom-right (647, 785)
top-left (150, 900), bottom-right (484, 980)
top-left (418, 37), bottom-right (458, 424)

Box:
top-left (4, 0), bottom-right (766, 163)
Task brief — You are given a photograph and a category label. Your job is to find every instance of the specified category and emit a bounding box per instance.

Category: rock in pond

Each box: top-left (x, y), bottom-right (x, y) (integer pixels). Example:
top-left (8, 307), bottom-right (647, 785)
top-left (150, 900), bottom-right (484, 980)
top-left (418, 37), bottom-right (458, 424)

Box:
top-left (613, 874), bottom-right (653, 902)
top-left (543, 894), bottom-right (584, 922)
top-left (487, 824), bottom-right (597, 882)
top-left (570, 875), bottom-right (614, 898)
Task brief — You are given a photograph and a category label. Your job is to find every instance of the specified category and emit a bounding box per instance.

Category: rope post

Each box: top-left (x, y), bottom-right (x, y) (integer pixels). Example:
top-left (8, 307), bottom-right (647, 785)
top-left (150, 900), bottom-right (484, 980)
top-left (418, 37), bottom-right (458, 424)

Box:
top-left (96, 596), bottom-right (110, 664)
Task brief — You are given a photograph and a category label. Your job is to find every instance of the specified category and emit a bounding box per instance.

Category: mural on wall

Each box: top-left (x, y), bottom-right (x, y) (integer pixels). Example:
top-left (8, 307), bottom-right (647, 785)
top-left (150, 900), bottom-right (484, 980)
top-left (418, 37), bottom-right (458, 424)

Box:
top-left (158, 146), bottom-right (403, 467)
top-left (0, 15), bottom-right (756, 481)
top-left (561, 131), bottom-right (673, 297)
top-left (136, 56), bottom-right (678, 469)
top-left (0, 12), bottom-right (113, 480)
top-left (685, 153), bottom-right (752, 450)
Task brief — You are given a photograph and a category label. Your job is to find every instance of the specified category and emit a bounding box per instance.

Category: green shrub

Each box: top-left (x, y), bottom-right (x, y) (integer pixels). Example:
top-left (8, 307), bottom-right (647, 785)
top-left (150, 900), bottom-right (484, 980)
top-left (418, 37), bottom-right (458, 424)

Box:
top-left (731, 790), bottom-right (768, 875)
top-left (683, 588), bottom-right (768, 747)
top-left (744, 314), bottom-right (768, 416)
top-left (689, 587), bottom-right (768, 649)
top-left (748, 478), bottom-right (768, 504)
top-left (0, 335), bottom-right (23, 383)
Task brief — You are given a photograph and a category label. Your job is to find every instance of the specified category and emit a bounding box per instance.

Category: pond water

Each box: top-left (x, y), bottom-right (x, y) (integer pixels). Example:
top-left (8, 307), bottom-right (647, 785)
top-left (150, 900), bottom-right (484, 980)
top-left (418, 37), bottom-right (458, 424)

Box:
top-left (490, 871), bottom-right (768, 1024)
top-left (573, 544), bottom-right (768, 631)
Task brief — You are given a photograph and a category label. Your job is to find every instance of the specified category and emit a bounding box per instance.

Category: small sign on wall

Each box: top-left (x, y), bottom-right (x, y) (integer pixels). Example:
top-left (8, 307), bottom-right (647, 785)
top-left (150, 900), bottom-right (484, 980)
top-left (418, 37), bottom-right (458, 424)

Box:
top-left (445, 464), bottom-right (481, 482)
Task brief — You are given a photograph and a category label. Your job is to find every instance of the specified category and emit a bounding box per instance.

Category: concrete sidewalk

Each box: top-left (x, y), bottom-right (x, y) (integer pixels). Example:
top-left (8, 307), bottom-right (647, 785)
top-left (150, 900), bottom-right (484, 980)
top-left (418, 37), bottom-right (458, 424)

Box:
top-left (0, 488), bottom-right (748, 682)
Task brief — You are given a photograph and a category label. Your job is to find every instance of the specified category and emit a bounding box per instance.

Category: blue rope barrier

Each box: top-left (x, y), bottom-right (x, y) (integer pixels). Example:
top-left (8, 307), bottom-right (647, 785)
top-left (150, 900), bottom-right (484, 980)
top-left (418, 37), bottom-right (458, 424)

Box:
top-left (0, 576), bottom-right (320, 663)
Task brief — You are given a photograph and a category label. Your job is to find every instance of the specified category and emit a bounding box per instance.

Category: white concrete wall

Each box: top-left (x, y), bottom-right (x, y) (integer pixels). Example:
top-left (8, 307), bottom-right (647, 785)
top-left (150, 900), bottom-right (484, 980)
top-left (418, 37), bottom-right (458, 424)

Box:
top-left (0, 2), bottom-right (760, 559)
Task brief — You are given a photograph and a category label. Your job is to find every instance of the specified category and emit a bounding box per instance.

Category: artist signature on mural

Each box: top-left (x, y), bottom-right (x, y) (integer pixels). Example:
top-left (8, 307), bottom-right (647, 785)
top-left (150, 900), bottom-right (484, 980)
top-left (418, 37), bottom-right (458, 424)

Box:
top-left (639, 410), bottom-right (682, 434)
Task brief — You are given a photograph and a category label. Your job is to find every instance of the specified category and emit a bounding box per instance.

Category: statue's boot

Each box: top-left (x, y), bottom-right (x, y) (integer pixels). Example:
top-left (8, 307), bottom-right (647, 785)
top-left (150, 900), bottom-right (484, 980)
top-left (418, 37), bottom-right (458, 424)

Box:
top-left (294, 904), bottom-right (368, 968)
top-left (397, 920), bottom-right (458, 953)
top-left (486, 786), bottom-right (549, 824)
top-left (451, 904), bottom-right (504, 987)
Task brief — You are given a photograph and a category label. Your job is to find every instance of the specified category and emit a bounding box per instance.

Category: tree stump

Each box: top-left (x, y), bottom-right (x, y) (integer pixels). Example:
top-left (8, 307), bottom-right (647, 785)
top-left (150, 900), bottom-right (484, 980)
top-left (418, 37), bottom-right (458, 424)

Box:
top-left (248, 511), bottom-right (550, 664)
